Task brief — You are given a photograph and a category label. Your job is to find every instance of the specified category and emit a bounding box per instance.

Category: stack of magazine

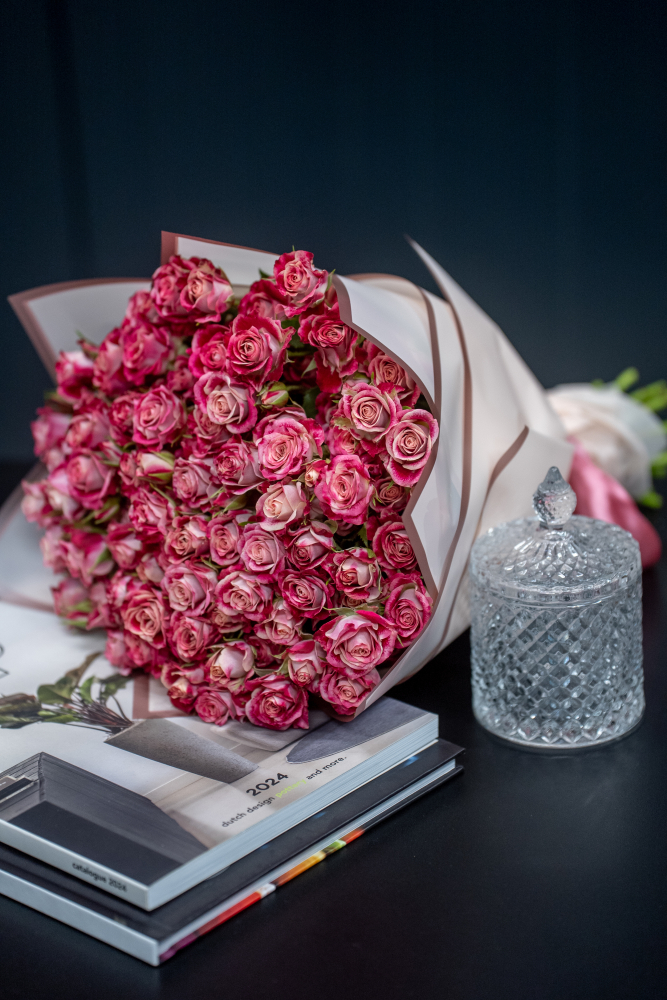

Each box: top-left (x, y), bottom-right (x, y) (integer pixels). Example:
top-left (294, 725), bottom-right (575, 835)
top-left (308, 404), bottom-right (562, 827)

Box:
top-left (0, 508), bottom-right (463, 963)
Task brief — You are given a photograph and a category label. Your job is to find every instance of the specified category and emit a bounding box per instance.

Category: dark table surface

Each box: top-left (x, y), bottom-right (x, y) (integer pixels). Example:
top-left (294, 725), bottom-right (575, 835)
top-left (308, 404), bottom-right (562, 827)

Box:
top-left (1, 462), bottom-right (665, 1000)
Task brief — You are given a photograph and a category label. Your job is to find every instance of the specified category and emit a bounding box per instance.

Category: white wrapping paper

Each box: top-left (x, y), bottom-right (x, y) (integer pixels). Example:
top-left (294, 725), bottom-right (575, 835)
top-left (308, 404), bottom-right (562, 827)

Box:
top-left (6, 234), bottom-right (572, 713)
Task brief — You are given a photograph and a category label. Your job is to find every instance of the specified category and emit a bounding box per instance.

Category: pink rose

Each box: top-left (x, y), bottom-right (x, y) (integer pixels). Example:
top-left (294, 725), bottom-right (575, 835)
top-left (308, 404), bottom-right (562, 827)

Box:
top-left (21, 480), bottom-right (55, 527)
top-left (187, 407), bottom-right (231, 456)
top-left (318, 669), bottom-right (380, 715)
top-left (109, 392), bottom-right (140, 445)
top-left (319, 610), bottom-right (397, 675)
top-left (52, 576), bottom-right (92, 628)
top-left (172, 455), bottom-right (217, 509)
top-left (239, 525), bottom-right (286, 577)
top-left (207, 514), bottom-right (243, 567)
top-left (168, 614), bottom-right (218, 660)
top-left (31, 407), bottom-right (71, 458)
top-left (253, 411), bottom-right (324, 481)
top-left (384, 409), bottom-right (439, 487)
top-left (245, 675), bottom-right (309, 730)
top-left (87, 579), bottom-right (116, 629)
top-left (45, 464), bottom-right (83, 520)
top-left (225, 314), bottom-right (288, 388)
top-left (214, 570), bottom-right (273, 623)
top-left (105, 629), bottom-right (134, 674)
top-left (274, 250), bottom-right (328, 316)
top-left (64, 450), bottom-right (116, 509)
top-left (188, 324), bottom-right (229, 378)
top-left (151, 256), bottom-right (233, 323)
top-left (338, 383), bottom-right (399, 447)
top-left (314, 454), bottom-right (374, 525)
top-left (135, 450), bottom-right (175, 485)
top-left (93, 329), bottom-right (130, 395)
top-left (194, 688), bottom-right (238, 726)
top-left (256, 598), bottom-right (303, 646)
top-left (55, 350), bottom-right (94, 401)
top-left (136, 551), bottom-right (166, 585)
top-left (163, 515), bottom-right (209, 561)
top-left (62, 529), bottom-right (113, 587)
top-left (238, 279), bottom-right (289, 322)
top-left (132, 386), bottom-right (185, 448)
top-left (331, 548), bottom-right (381, 602)
top-left (194, 372), bottom-right (257, 433)
top-left (121, 584), bottom-right (167, 646)
top-left (167, 356), bottom-right (196, 395)
top-left (128, 487), bottom-right (174, 539)
top-left (285, 639), bottom-right (326, 688)
top-left (298, 313), bottom-right (358, 392)
top-left (124, 288), bottom-right (161, 326)
top-left (327, 423), bottom-right (359, 457)
top-left (106, 522), bottom-right (145, 569)
top-left (370, 476), bottom-right (409, 512)
top-left (162, 560), bottom-right (217, 615)
top-left (211, 438), bottom-right (262, 494)
top-left (256, 481), bottom-right (309, 532)
top-left (39, 525), bottom-right (67, 573)
top-left (208, 640), bottom-right (256, 685)
top-left (384, 572), bottom-right (432, 646)
top-left (372, 518), bottom-right (417, 571)
top-left (64, 404), bottom-right (110, 452)
top-left (368, 348), bottom-right (420, 406)
top-left (121, 319), bottom-right (174, 385)
top-left (286, 520), bottom-right (335, 570)
top-left (280, 571), bottom-right (332, 619)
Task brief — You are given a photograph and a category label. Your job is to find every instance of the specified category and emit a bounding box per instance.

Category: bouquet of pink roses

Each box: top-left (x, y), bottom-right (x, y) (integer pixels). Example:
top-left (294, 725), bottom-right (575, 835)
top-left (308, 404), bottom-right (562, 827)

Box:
top-left (21, 247), bottom-right (439, 730)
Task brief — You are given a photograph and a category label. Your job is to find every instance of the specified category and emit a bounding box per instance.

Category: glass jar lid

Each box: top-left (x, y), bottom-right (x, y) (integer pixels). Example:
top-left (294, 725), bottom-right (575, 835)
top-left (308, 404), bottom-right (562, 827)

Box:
top-left (470, 467), bottom-right (642, 606)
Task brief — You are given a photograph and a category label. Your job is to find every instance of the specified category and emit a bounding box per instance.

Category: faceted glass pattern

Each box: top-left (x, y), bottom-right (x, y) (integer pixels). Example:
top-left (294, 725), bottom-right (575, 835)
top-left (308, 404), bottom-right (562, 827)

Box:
top-left (470, 577), bottom-right (644, 747)
top-left (470, 503), bottom-right (644, 749)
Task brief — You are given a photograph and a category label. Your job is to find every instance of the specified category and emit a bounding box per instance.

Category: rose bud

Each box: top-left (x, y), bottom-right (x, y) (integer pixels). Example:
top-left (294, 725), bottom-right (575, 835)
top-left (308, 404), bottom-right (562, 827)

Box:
top-left (164, 515), bottom-right (210, 561)
top-left (135, 450), bottom-right (175, 484)
top-left (188, 324), bottom-right (230, 378)
top-left (274, 250), bottom-right (328, 316)
top-left (331, 548), bottom-right (382, 602)
top-left (120, 584), bottom-right (168, 647)
top-left (319, 610), bottom-right (397, 675)
top-left (280, 571), bottom-right (333, 620)
top-left (64, 404), bottom-right (110, 452)
top-left (31, 406), bottom-right (71, 458)
top-left (284, 639), bottom-right (326, 688)
top-left (161, 560), bottom-right (217, 616)
top-left (208, 640), bottom-right (256, 685)
top-left (214, 570), bottom-right (273, 623)
top-left (93, 329), bottom-right (130, 395)
top-left (367, 347), bottom-right (420, 406)
top-left (52, 576), bottom-right (93, 628)
top-left (106, 522), bottom-right (145, 570)
top-left (245, 674), bottom-right (309, 730)
top-left (286, 520), bottom-right (335, 570)
top-left (54, 350), bottom-right (95, 401)
top-left (313, 453), bottom-right (374, 525)
top-left (256, 598), bottom-right (304, 647)
top-left (383, 572), bottom-right (432, 646)
top-left (318, 668), bottom-right (380, 715)
top-left (371, 518), bottom-right (417, 571)
top-left (132, 386), bottom-right (185, 449)
top-left (256, 481), bottom-right (309, 532)
top-left (194, 372), bottom-right (257, 434)
top-left (384, 408), bottom-right (439, 487)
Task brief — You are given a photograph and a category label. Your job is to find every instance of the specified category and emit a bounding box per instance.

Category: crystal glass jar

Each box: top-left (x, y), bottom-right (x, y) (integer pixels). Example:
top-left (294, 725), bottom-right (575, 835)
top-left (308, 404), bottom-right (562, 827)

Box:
top-left (470, 467), bottom-right (644, 749)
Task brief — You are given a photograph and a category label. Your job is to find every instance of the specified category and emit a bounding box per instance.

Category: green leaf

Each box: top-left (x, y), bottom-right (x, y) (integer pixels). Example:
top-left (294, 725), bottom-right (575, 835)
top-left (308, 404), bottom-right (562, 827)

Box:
top-left (259, 269), bottom-right (272, 280)
top-left (631, 380), bottom-right (667, 412)
top-left (98, 674), bottom-right (130, 705)
top-left (613, 367), bottom-right (640, 392)
top-left (78, 676), bottom-right (96, 704)
top-left (638, 489), bottom-right (663, 509)
top-left (303, 356), bottom-right (317, 375)
top-left (358, 524), bottom-right (369, 547)
top-left (651, 450), bottom-right (667, 480)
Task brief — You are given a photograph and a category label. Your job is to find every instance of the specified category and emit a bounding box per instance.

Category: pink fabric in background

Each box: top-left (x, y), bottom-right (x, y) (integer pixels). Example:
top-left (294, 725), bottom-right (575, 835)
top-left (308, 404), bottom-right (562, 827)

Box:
top-left (568, 441), bottom-right (662, 568)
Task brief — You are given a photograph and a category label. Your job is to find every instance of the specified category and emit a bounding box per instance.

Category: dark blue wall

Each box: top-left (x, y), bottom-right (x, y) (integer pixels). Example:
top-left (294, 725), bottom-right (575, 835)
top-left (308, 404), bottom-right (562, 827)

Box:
top-left (1, 0), bottom-right (665, 460)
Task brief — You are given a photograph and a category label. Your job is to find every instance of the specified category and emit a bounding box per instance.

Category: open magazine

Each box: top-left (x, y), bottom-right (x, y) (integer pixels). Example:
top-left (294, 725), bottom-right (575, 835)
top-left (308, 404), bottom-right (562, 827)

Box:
top-left (0, 601), bottom-right (437, 909)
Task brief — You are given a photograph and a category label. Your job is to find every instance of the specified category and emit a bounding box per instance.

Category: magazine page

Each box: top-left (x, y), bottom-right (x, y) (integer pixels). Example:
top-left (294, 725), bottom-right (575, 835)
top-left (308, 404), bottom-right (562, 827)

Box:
top-left (0, 602), bottom-right (434, 904)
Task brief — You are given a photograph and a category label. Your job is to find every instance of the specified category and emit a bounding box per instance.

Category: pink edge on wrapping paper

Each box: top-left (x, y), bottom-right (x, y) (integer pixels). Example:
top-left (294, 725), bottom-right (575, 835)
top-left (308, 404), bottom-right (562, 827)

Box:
top-left (569, 440), bottom-right (662, 568)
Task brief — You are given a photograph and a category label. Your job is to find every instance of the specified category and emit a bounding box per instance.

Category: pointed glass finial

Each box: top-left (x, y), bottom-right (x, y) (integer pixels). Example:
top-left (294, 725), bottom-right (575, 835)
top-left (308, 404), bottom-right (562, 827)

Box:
top-left (532, 466), bottom-right (576, 528)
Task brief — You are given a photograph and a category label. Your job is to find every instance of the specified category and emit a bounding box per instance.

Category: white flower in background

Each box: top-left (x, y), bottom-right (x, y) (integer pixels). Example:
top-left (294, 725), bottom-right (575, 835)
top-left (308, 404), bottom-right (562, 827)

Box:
top-left (547, 383), bottom-right (667, 498)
